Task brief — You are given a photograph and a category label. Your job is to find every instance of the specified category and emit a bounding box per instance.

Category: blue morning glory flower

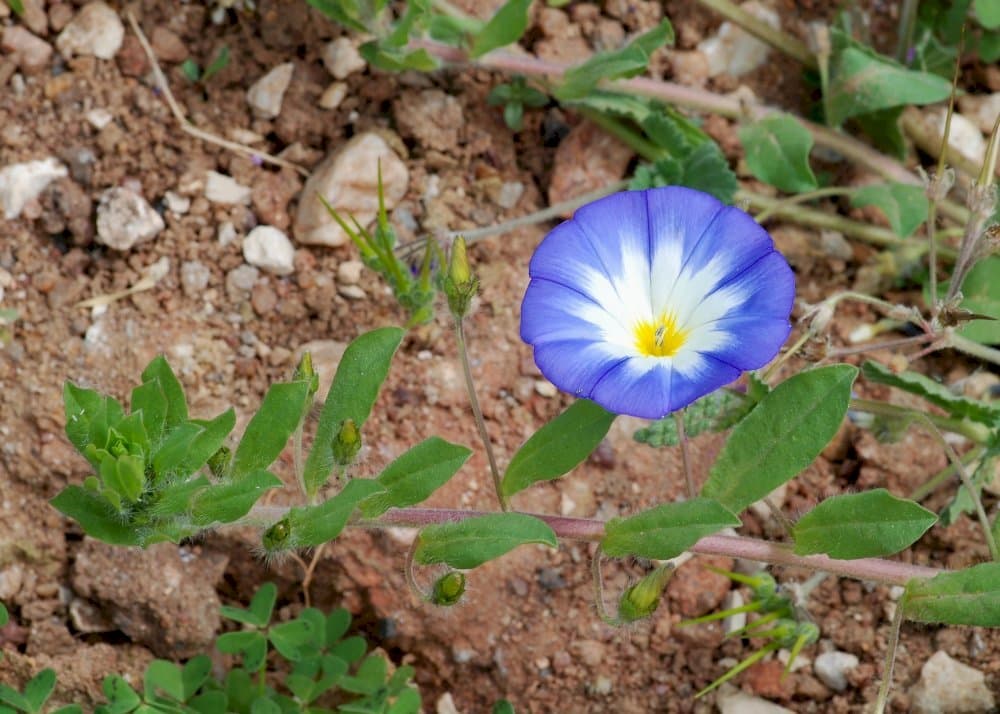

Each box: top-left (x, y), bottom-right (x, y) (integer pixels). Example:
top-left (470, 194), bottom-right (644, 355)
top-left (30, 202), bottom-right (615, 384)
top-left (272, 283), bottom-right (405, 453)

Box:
top-left (520, 187), bottom-right (795, 419)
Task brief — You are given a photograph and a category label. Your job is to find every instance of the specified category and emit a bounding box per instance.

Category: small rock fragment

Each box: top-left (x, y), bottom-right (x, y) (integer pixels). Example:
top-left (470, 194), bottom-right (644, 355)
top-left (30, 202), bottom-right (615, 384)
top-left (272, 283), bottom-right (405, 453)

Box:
top-left (548, 121), bottom-right (633, 210)
top-left (247, 62), bottom-right (294, 120)
top-left (205, 171), bottom-right (252, 205)
top-left (95, 187), bottom-right (165, 250)
top-left (958, 92), bottom-right (1000, 134)
top-left (1, 26), bottom-right (53, 74)
top-left (318, 81), bottom-right (348, 110)
top-left (226, 265), bottom-right (259, 298)
top-left (813, 650), bottom-right (859, 692)
top-left (55, 1), bottom-right (124, 60)
top-left (924, 108), bottom-right (988, 165)
top-left (218, 221), bottom-right (238, 245)
top-left (150, 26), bottom-right (187, 63)
top-left (717, 686), bottom-right (795, 714)
top-left (336, 259), bottom-right (363, 285)
top-left (85, 108), bottom-right (113, 130)
top-left (243, 225), bottom-right (295, 275)
top-left (294, 132), bottom-right (409, 247)
top-left (163, 190), bottom-right (190, 214)
top-left (697, 1), bottom-right (778, 77)
top-left (322, 37), bottom-right (365, 80)
top-left (180, 260), bottom-right (211, 297)
top-left (394, 89), bottom-right (465, 153)
top-left (910, 651), bottom-right (995, 714)
top-left (0, 157), bottom-right (67, 219)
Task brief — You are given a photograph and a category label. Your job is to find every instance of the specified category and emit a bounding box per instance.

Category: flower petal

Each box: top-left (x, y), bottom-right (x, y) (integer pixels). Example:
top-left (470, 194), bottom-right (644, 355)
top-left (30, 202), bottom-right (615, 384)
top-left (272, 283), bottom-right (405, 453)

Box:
top-left (520, 278), bottom-right (633, 351)
top-left (532, 339), bottom-right (629, 399)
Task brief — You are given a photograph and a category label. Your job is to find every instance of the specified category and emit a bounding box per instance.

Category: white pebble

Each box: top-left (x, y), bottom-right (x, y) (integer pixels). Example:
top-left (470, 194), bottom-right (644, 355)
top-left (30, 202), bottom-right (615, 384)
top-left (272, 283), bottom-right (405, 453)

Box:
top-left (697, 1), bottom-right (778, 77)
top-left (56, 1), bottom-right (123, 59)
top-left (336, 259), bottom-right (363, 285)
top-left (814, 650), bottom-right (859, 692)
top-left (534, 380), bottom-right (557, 398)
top-left (95, 187), bottom-right (164, 251)
top-left (205, 171), bottom-right (252, 205)
top-left (180, 261), bottom-right (211, 297)
top-left (322, 37), bottom-right (365, 80)
top-left (247, 62), bottom-right (294, 120)
top-left (242, 225), bottom-right (296, 275)
top-left (319, 81), bottom-right (348, 110)
top-left (0, 157), bottom-right (67, 219)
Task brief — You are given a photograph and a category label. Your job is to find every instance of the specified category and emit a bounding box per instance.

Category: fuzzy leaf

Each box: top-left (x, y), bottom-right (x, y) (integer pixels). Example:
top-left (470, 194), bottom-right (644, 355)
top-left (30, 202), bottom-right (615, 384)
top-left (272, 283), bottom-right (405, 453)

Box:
top-left (470, 0), bottom-right (531, 58)
top-left (232, 380), bottom-right (312, 479)
top-left (414, 513), bottom-right (557, 569)
top-left (861, 360), bottom-right (1000, 425)
top-left (360, 438), bottom-right (471, 517)
top-left (601, 498), bottom-right (740, 559)
top-left (903, 562), bottom-right (1000, 626)
top-left (50, 487), bottom-right (142, 546)
top-left (851, 183), bottom-right (929, 237)
top-left (191, 470), bottom-right (282, 526)
top-left (738, 114), bottom-right (818, 193)
top-left (275, 479), bottom-right (385, 550)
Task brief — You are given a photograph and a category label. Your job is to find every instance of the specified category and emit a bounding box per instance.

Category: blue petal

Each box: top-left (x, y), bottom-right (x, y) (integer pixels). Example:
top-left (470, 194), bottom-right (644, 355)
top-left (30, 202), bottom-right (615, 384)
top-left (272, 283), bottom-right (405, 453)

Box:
top-left (677, 205), bottom-right (778, 287)
top-left (520, 278), bottom-right (626, 346)
top-left (698, 316), bottom-right (792, 370)
top-left (698, 251), bottom-right (796, 322)
top-left (532, 339), bottom-right (628, 399)
top-left (646, 187), bottom-right (726, 264)
top-left (569, 191), bottom-right (652, 278)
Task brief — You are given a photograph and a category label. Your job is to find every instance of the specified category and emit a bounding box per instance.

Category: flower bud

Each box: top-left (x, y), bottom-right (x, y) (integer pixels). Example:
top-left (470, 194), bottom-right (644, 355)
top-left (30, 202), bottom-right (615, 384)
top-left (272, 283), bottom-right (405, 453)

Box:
top-left (293, 351), bottom-right (320, 397)
top-left (431, 571), bottom-right (466, 606)
top-left (263, 518), bottom-right (291, 551)
top-left (444, 237), bottom-right (479, 319)
top-left (617, 565), bottom-right (673, 623)
top-left (332, 419), bottom-right (361, 466)
top-left (208, 445), bottom-right (232, 478)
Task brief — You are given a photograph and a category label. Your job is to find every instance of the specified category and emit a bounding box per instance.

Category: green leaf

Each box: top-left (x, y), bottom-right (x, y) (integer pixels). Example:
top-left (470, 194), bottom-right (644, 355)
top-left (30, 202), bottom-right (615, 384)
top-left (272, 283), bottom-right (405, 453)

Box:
top-left (630, 142), bottom-right (738, 204)
top-left (493, 702), bottom-right (516, 714)
top-left (850, 183), bottom-right (929, 237)
top-left (0, 684), bottom-right (30, 713)
top-left (826, 31), bottom-right (952, 125)
top-left (188, 691), bottom-right (227, 714)
top-left (303, 0), bottom-right (366, 32)
top-left (201, 46), bottom-right (230, 83)
top-left (130, 380), bottom-right (168, 449)
top-left (738, 114), bottom-right (818, 193)
top-left (601, 498), bottom-right (741, 559)
top-left (501, 400), bottom-right (615, 499)
top-left (101, 675), bottom-right (141, 713)
top-left (854, 106), bottom-right (907, 159)
top-left (152, 409), bottom-right (235, 480)
top-left (360, 438), bottom-right (471, 517)
top-left (276, 479), bottom-right (385, 550)
top-left (191, 470), bottom-right (282, 526)
top-left (269, 618), bottom-right (321, 661)
top-left (302, 327), bottom-right (404, 496)
top-left (339, 655), bottom-right (387, 696)
top-left (975, 0), bottom-right (1000, 28)
top-left (414, 513), bottom-right (557, 569)
top-left (180, 59), bottom-right (201, 82)
top-left (181, 656), bottom-right (211, 700)
top-left (5, 0), bottom-right (24, 17)
top-left (140, 357), bottom-right (188, 433)
top-left (63, 383), bottom-right (124, 464)
top-left (232, 381), bottom-right (311, 479)
top-left (23, 670), bottom-right (56, 712)
top-left (359, 41), bottom-right (439, 72)
top-left (861, 360), bottom-right (1000, 425)
top-left (50, 487), bottom-right (142, 546)
top-left (330, 636), bottom-right (366, 664)
top-left (250, 698), bottom-right (282, 714)
top-left (792, 489), bottom-right (937, 558)
top-left (0, 603), bottom-right (7, 627)
top-left (144, 660), bottom-right (184, 702)
top-left (470, 0), bottom-right (531, 58)
top-left (701, 365), bottom-right (858, 514)
top-left (940, 256), bottom-right (1000, 344)
top-left (634, 389), bottom-right (752, 448)
top-left (557, 19), bottom-right (674, 100)
top-left (220, 582), bottom-right (276, 628)
top-left (326, 608), bottom-right (351, 643)
top-left (902, 562), bottom-right (1000, 626)
top-left (215, 631), bottom-right (265, 654)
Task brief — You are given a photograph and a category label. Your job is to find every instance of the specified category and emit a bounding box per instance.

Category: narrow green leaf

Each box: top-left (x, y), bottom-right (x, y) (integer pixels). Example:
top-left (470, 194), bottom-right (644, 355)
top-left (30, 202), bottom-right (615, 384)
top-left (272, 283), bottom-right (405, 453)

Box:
top-left (201, 46), bottom-right (230, 83)
top-left (861, 360), bottom-right (1000, 425)
top-left (792, 489), bottom-right (937, 558)
top-left (470, 0), bottom-right (531, 58)
top-left (276, 479), bottom-right (385, 550)
top-left (215, 631), bottom-right (265, 654)
top-left (738, 114), bottom-right (818, 193)
top-left (140, 357), bottom-right (187, 432)
top-left (360, 438), bottom-right (471, 517)
top-left (601, 498), bottom-right (741, 559)
top-left (191, 470), bottom-right (282, 526)
top-left (50, 487), bottom-right (142, 546)
top-left (902, 562), bottom-right (1000, 626)
top-left (701, 365), bottom-right (858, 514)
top-left (63, 383), bottom-right (124, 462)
top-left (502, 400), bottom-right (615, 498)
top-left (0, 602), bottom-right (7, 626)
top-left (302, 327), bottom-right (404, 496)
top-left (557, 19), bottom-right (674, 100)
top-left (414, 513), bottom-right (557, 569)
top-left (232, 381), bottom-right (311, 479)
top-left (130, 379), bottom-right (168, 448)
top-left (23, 670), bottom-right (56, 712)
top-left (0, 684), bottom-right (30, 712)
top-left (152, 409), bottom-right (235, 479)
top-left (851, 183), bottom-right (929, 237)
top-left (6, 0), bottom-right (24, 17)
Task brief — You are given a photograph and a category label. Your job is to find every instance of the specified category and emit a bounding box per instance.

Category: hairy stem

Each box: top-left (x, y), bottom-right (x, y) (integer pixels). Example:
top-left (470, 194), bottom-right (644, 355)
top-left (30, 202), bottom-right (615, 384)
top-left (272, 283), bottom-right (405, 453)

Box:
top-left (455, 318), bottom-right (508, 511)
top-left (850, 398), bottom-right (993, 445)
top-left (674, 410), bottom-right (695, 499)
top-left (753, 186), bottom-right (855, 224)
top-left (910, 445), bottom-right (985, 502)
top-left (946, 332), bottom-right (1000, 368)
top-left (591, 551), bottom-right (620, 626)
top-left (874, 598), bottom-right (905, 714)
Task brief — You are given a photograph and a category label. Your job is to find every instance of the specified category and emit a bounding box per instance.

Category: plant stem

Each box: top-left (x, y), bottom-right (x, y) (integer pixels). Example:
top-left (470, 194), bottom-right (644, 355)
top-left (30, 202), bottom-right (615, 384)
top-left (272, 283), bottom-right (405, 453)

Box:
top-left (874, 598), bottom-right (905, 714)
top-left (673, 410), bottom-right (695, 499)
top-left (364, 507), bottom-right (943, 585)
top-left (946, 332), bottom-right (1000, 368)
top-left (761, 330), bottom-right (812, 383)
top-left (849, 398), bottom-right (992, 445)
top-left (404, 537), bottom-right (432, 602)
top-left (694, 0), bottom-right (817, 70)
top-left (910, 445), bottom-right (985, 502)
top-left (753, 186), bottom-right (855, 224)
top-left (591, 550), bottom-right (620, 626)
top-left (895, 0), bottom-right (920, 62)
top-left (454, 318), bottom-right (508, 511)
top-left (825, 333), bottom-right (935, 359)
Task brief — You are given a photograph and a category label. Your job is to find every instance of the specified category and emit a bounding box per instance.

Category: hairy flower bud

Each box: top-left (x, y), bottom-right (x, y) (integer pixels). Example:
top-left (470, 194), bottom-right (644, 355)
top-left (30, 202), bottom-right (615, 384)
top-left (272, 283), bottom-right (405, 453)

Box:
top-left (208, 445), bottom-right (232, 478)
top-left (444, 237), bottom-right (479, 319)
top-left (617, 565), bottom-right (673, 623)
top-left (263, 518), bottom-right (291, 551)
top-left (293, 351), bottom-right (320, 397)
top-left (332, 419), bottom-right (361, 466)
top-left (431, 571), bottom-right (466, 606)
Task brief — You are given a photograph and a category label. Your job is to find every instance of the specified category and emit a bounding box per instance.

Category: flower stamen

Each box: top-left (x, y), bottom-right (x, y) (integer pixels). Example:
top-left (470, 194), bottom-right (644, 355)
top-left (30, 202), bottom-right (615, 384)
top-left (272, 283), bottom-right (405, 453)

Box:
top-left (635, 312), bottom-right (687, 357)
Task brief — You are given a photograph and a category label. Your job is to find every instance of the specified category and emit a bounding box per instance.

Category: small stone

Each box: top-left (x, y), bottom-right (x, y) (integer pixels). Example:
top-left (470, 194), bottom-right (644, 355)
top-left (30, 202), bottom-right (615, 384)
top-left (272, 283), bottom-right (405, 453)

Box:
top-left (1, 26), bottom-right (53, 74)
top-left (68, 597), bottom-right (114, 633)
top-left (337, 259), bottom-right (363, 285)
top-left (205, 171), bottom-right (252, 205)
top-left (164, 190), bottom-right (190, 214)
top-left (670, 49), bottom-right (710, 87)
top-left (180, 260), bottom-right (211, 297)
top-left (924, 108), bottom-right (988, 165)
top-left (813, 651), bottom-right (859, 693)
top-left (721, 590), bottom-right (746, 635)
top-left (958, 92), bottom-right (1000, 134)
top-left (95, 187), bottom-right (164, 251)
top-left (570, 639), bottom-right (605, 667)
top-left (217, 221), bottom-right (238, 245)
top-left (19, 0), bottom-right (47, 35)
top-left (338, 284), bottom-right (365, 300)
top-left (85, 108), bottom-right (113, 129)
top-left (294, 132), bottom-right (409, 247)
top-left (319, 81), bottom-right (348, 109)
top-left (56, 1), bottom-right (124, 60)
top-left (910, 651), bottom-right (995, 714)
top-left (717, 686), bottom-right (794, 714)
top-left (226, 264), bottom-right (259, 295)
top-left (435, 693), bottom-right (459, 714)
top-left (0, 157), bottom-right (67, 219)
top-left (534, 380), bottom-right (557, 398)
top-left (590, 676), bottom-right (612, 695)
top-left (150, 26), bottom-right (187, 63)
top-left (548, 121), bottom-right (633, 210)
top-left (697, 1), bottom-right (778, 77)
top-left (243, 225), bottom-right (295, 275)
top-left (48, 3), bottom-right (74, 32)
top-left (251, 171), bottom-right (300, 229)
top-left (322, 36), bottom-right (365, 80)
top-left (251, 282), bottom-right (277, 315)
top-left (394, 89), bottom-right (465, 153)
top-left (494, 181), bottom-right (524, 209)
top-left (247, 62), bottom-right (294, 120)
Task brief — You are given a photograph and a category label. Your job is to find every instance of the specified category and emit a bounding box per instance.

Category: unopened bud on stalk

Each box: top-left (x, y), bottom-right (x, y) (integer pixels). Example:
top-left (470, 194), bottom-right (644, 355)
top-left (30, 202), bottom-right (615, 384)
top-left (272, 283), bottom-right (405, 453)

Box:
top-left (617, 564), bottom-right (673, 623)
top-left (431, 571), bottom-right (466, 606)
top-left (444, 237), bottom-right (479, 319)
top-left (332, 418), bottom-right (361, 466)
top-left (293, 351), bottom-right (320, 397)
top-left (208, 445), bottom-right (232, 478)
top-left (263, 518), bottom-right (291, 551)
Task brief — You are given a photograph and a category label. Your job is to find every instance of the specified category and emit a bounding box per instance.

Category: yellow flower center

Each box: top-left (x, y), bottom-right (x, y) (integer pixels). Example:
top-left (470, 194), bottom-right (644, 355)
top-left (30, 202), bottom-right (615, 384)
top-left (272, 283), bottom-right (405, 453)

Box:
top-left (634, 312), bottom-right (688, 357)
